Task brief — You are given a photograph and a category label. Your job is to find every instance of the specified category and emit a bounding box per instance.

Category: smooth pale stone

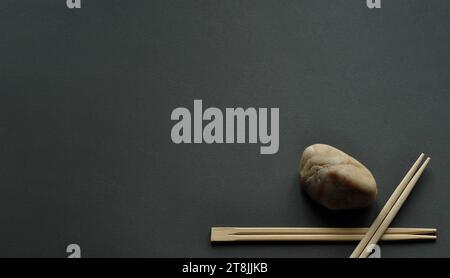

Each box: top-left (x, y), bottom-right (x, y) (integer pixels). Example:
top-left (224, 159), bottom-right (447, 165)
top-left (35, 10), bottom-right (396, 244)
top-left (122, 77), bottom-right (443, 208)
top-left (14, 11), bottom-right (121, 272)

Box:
top-left (299, 144), bottom-right (377, 210)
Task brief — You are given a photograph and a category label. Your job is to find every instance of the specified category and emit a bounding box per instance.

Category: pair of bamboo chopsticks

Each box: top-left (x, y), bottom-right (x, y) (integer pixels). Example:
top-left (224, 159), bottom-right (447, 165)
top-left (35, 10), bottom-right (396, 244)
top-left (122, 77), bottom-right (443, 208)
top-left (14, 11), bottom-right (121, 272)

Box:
top-left (211, 227), bottom-right (436, 242)
top-left (350, 153), bottom-right (431, 258)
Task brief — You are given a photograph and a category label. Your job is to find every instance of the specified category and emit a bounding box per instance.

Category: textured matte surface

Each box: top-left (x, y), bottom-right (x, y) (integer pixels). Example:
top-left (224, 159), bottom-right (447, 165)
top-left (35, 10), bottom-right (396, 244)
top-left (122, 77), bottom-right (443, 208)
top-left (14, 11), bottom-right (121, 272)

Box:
top-left (0, 0), bottom-right (449, 257)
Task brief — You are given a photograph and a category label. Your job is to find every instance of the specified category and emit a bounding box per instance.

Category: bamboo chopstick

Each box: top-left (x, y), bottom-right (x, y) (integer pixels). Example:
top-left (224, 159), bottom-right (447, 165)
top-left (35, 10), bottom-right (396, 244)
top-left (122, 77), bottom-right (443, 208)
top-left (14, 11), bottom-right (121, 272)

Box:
top-left (357, 156), bottom-right (431, 258)
top-left (211, 227), bottom-right (436, 242)
top-left (350, 153), bottom-right (425, 257)
top-left (350, 154), bottom-right (431, 258)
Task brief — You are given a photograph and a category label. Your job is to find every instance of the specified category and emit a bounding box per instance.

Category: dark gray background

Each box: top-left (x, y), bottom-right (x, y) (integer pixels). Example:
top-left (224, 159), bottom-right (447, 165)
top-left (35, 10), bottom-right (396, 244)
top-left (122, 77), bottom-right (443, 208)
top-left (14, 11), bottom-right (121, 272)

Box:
top-left (0, 0), bottom-right (448, 257)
